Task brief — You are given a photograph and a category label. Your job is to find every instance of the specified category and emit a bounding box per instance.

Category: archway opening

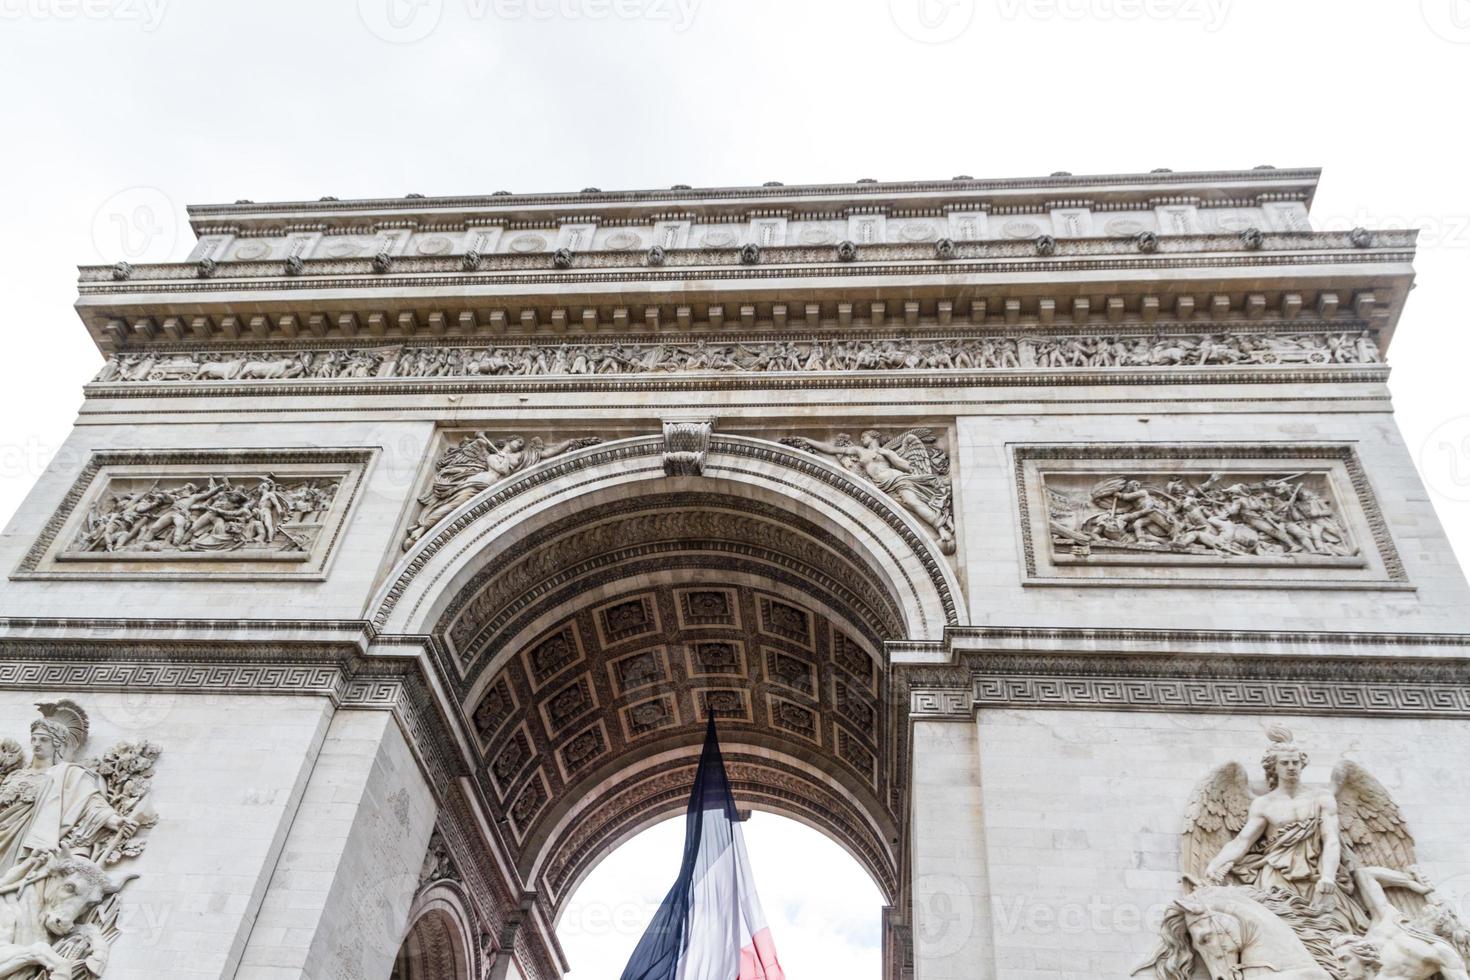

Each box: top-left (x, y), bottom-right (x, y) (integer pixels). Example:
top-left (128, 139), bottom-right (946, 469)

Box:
top-left (390, 904), bottom-right (472, 980)
top-left (388, 441), bottom-right (965, 975)
top-left (557, 812), bottom-right (886, 978)
top-left (429, 486), bottom-right (913, 920)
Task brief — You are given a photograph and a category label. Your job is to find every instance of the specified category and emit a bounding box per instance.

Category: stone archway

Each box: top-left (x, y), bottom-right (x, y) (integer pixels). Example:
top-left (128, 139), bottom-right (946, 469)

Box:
top-left (372, 432), bottom-right (963, 945)
top-left (390, 884), bottom-right (476, 980)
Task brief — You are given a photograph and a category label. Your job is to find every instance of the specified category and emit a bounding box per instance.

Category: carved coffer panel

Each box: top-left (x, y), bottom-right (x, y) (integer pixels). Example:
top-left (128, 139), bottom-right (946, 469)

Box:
top-left (1013, 444), bottom-right (1405, 588)
top-left (15, 449), bottom-right (373, 580)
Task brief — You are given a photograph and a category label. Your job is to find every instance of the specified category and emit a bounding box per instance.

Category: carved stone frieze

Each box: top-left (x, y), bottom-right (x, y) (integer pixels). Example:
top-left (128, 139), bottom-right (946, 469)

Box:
top-left (0, 700), bottom-right (160, 980)
top-left (89, 329), bottom-right (1383, 389)
top-left (1014, 445), bottom-right (1404, 587)
top-left (68, 475), bottom-right (341, 559)
top-left (16, 450), bottom-right (372, 581)
top-left (1043, 471), bottom-right (1358, 564)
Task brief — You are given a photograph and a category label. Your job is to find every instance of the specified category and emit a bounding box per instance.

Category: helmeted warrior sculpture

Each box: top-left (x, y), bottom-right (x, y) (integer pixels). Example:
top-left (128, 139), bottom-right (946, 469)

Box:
top-left (0, 701), bottom-right (161, 979)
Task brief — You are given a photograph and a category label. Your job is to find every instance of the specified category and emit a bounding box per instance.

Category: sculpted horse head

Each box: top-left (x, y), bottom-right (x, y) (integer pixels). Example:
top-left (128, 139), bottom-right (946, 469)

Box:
top-left (1135, 886), bottom-right (1334, 980)
top-left (8, 851), bottom-right (134, 942)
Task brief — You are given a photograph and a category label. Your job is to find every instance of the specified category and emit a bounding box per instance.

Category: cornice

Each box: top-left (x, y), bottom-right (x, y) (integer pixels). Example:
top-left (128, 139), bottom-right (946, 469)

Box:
top-left (81, 231), bottom-right (1413, 289)
top-left (73, 232), bottom-right (1416, 357)
top-left (185, 168), bottom-right (1323, 230)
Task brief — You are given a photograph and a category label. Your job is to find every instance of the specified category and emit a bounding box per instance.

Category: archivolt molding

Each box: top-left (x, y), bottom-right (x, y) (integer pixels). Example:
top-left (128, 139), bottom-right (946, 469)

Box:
top-left (442, 496), bottom-right (904, 673)
top-left (396, 889), bottom-right (476, 980)
top-left (372, 434), bottom-right (962, 641)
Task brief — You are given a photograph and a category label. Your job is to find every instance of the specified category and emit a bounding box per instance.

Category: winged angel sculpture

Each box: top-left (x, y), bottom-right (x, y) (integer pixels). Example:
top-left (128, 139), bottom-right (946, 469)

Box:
top-left (402, 433), bottom-right (602, 549)
top-left (781, 429), bottom-right (956, 554)
top-left (0, 701), bottom-right (159, 979)
top-left (1136, 727), bottom-right (1470, 980)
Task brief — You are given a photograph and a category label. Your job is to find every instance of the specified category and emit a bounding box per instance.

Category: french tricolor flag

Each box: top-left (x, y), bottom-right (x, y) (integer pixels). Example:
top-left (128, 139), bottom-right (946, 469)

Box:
top-left (620, 719), bottom-right (786, 980)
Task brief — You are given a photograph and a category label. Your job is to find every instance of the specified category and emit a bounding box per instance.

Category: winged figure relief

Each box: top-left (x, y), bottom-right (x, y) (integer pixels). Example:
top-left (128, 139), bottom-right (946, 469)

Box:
top-left (1137, 727), bottom-right (1470, 980)
top-left (781, 428), bottom-right (956, 554)
top-left (402, 433), bottom-right (603, 550)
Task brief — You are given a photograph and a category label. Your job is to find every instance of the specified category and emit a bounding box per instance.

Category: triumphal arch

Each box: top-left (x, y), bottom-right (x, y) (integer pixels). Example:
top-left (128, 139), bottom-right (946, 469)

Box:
top-left (2, 168), bottom-right (1468, 980)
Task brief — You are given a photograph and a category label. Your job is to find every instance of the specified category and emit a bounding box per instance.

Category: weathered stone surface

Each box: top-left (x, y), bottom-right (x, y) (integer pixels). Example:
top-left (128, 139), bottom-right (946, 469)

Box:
top-left (1, 170), bottom-right (1465, 980)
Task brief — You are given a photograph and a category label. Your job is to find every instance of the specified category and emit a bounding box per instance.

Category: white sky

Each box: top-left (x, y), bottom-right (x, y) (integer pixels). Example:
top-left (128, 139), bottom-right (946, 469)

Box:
top-left (558, 813), bottom-right (884, 978)
top-left (3, 1), bottom-right (1470, 976)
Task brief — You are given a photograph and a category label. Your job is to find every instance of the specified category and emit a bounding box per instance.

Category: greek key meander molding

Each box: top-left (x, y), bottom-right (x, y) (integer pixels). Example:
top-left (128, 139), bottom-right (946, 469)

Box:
top-left (1013, 443), bottom-right (1406, 588)
top-left (15, 449), bottom-right (373, 581)
top-left (900, 648), bottom-right (1470, 720)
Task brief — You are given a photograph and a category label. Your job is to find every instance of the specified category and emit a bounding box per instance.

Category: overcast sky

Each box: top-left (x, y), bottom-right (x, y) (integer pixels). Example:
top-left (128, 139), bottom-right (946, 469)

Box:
top-left (3, 1), bottom-right (1470, 975)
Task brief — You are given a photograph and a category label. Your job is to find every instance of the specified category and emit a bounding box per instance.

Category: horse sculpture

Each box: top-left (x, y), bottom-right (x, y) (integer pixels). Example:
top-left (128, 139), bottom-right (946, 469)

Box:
top-left (1135, 885), bottom-right (1341, 980)
top-left (0, 851), bottom-right (133, 979)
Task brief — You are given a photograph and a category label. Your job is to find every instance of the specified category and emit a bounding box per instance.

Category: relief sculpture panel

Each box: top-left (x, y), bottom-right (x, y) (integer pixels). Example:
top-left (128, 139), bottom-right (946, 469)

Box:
top-left (16, 450), bottom-right (371, 580)
top-left (1015, 445), bottom-right (1403, 587)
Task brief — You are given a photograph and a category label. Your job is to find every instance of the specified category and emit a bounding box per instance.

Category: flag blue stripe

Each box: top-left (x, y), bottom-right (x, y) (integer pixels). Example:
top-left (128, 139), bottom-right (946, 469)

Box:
top-left (619, 718), bottom-right (736, 980)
